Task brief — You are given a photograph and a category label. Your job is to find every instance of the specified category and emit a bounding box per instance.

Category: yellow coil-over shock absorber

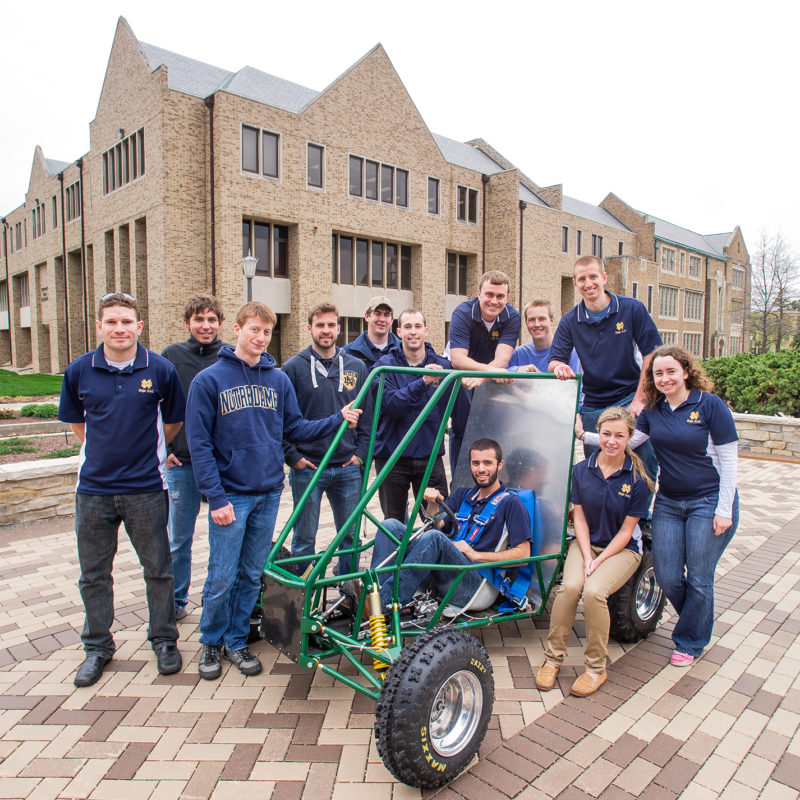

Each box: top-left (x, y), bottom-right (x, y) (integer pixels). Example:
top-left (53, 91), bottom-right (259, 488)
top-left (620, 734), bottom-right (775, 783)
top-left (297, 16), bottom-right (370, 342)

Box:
top-left (367, 585), bottom-right (390, 673)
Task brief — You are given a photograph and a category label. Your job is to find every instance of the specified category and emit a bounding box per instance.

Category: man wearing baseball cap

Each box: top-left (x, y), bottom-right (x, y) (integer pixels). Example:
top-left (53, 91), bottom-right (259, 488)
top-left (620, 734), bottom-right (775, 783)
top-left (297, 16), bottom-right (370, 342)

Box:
top-left (343, 296), bottom-right (400, 369)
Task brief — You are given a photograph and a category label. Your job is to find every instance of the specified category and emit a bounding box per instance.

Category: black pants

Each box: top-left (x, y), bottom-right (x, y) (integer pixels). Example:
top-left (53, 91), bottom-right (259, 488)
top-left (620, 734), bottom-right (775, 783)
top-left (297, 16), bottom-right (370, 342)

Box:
top-left (374, 455), bottom-right (449, 522)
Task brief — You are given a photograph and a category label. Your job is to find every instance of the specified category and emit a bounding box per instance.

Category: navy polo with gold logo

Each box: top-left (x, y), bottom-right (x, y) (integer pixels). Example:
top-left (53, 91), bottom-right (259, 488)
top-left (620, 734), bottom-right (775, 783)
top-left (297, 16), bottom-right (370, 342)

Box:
top-left (59, 343), bottom-right (185, 495)
top-left (448, 296), bottom-right (521, 365)
top-left (637, 389), bottom-right (738, 501)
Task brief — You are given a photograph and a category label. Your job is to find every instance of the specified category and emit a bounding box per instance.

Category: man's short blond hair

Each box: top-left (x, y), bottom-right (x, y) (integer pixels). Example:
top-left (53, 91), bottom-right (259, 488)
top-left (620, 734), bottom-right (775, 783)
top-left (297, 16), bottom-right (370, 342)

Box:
top-left (573, 255), bottom-right (605, 275)
top-left (478, 270), bottom-right (511, 291)
top-left (523, 299), bottom-right (554, 319)
top-left (235, 302), bottom-right (277, 328)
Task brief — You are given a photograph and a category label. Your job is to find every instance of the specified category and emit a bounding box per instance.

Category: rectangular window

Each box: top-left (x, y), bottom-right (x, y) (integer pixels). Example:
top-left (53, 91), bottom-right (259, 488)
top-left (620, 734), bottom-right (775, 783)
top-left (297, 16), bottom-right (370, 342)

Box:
top-left (242, 125), bottom-right (280, 178)
top-left (591, 234), bottom-right (603, 258)
top-left (307, 143), bottom-right (324, 188)
top-left (19, 272), bottom-right (30, 307)
top-left (0, 280), bottom-right (8, 312)
top-left (15, 222), bottom-right (22, 250)
top-left (732, 267), bottom-right (745, 290)
top-left (365, 160), bottom-right (378, 200)
top-left (371, 241), bottom-right (384, 287)
top-left (647, 285), bottom-right (653, 313)
top-left (680, 252), bottom-right (685, 275)
top-left (576, 230), bottom-right (582, 255)
top-left (730, 300), bottom-right (745, 326)
top-left (65, 182), bottom-right (81, 222)
top-left (381, 164), bottom-right (394, 204)
top-left (457, 186), bottom-right (478, 223)
top-left (51, 195), bottom-right (58, 229)
top-left (689, 256), bottom-right (702, 278)
top-left (396, 169), bottom-right (408, 208)
top-left (356, 238), bottom-right (369, 286)
top-left (661, 247), bottom-right (676, 272)
top-left (447, 253), bottom-right (468, 295)
top-left (618, 241), bottom-right (624, 256)
top-left (242, 218), bottom-right (289, 278)
top-left (631, 281), bottom-right (638, 300)
top-left (660, 330), bottom-right (677, 345)
top-left (102, 127), bottom-right (145, 194)
top-left (349, 155), bottom-right (363, 197)
top-left (659, 286), bottom-right (678, 318)
top-left (262, 132), bottom-right (279, 178)
top-left (333, 234), bottom-right (412, 291)
top-left (683, 332), bottom-right (702, 357)
top-left (561, 226), bottom-right (568, 253)
top-left (684, 291), bottom-right (704, 322)
top-left (428, 177), bottom-right (440, 215)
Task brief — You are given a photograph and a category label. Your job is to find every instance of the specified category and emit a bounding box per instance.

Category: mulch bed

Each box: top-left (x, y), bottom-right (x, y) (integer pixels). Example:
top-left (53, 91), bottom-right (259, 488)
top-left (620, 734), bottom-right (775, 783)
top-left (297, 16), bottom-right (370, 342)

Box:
top-left (0, 432), bottom-right (79, 465)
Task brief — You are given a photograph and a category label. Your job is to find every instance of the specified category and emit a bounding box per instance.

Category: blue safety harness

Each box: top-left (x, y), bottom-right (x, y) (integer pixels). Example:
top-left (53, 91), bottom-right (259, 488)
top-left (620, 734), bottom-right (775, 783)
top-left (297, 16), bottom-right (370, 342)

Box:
top-left (454, 488), bottom-right (542, 612)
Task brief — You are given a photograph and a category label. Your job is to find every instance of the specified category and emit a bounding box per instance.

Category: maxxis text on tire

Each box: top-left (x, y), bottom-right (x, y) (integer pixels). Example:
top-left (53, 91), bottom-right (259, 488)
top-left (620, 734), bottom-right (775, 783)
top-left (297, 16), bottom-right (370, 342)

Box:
top-left (374, 627), bottom-right (494, 788)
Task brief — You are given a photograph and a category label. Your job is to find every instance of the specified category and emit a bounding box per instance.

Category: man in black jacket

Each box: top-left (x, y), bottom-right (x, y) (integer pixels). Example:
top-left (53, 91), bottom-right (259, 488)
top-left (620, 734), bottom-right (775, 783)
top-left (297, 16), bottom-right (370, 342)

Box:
top-left (282, 303), bottom-right (371, 575)
top-left (161, 294), bottom-right (227, 618)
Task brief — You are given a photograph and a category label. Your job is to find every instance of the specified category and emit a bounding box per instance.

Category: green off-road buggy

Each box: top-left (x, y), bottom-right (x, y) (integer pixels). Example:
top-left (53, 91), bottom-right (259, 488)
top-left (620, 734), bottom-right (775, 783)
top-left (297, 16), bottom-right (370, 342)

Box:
top-left (255, 369), bottom-right (665, 788)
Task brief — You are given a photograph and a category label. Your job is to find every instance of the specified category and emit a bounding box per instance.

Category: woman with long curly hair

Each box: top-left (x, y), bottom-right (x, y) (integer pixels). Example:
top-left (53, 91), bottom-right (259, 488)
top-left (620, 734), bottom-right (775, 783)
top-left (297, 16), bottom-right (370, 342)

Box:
top-left (581, 344), bottom-right (738, 667)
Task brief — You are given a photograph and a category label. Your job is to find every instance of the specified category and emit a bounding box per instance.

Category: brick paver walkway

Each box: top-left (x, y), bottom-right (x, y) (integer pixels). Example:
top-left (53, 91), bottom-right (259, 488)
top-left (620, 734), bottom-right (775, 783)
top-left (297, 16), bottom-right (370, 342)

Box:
top-left (1, 457), bottom-right (799, 799)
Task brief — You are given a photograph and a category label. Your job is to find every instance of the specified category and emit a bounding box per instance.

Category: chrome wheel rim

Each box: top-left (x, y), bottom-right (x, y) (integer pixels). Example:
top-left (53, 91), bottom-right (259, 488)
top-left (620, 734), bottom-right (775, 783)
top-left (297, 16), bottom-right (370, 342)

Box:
top-left (635, 566), bottom-right (663, 621)
top-left (429, 670), bottom-right (482, 757)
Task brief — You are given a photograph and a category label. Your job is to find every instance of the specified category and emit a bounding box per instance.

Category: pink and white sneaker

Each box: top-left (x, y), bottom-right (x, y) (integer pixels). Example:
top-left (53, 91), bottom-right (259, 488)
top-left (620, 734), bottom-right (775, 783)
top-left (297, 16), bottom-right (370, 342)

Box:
top-left (670, 651), bottom-right (695, 667)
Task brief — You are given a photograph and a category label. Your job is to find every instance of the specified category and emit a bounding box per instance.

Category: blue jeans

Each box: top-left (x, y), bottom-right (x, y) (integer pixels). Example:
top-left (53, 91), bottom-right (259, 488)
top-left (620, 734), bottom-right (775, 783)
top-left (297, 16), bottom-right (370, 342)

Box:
top-left (75, 491), bottom-right (177, 657)
top-left (652, 492), bottom-right (739, 656)
top-left (371, 519), bottom-right (483, 609)
top-left (289, 464), bottom-right (362, 576)
top-left (200, 490), bottom-right (282, 651)
top-left (581, 391), bottom-right (659, 484)
top-left (166, 463), bottom-right (202, 610)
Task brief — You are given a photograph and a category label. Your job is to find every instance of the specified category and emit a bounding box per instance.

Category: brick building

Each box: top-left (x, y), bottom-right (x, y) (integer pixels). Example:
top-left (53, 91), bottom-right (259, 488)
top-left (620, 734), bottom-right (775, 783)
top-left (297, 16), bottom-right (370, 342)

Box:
top-left (0, 17), bottom-right (750, 371)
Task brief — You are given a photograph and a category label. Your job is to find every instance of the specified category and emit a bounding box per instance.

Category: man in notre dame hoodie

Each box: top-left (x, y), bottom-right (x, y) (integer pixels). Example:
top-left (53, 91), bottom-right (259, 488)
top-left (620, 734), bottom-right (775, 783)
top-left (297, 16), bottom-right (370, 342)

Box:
top-left (185, 302), bottom-right (361, 681)
top-left (282, 303), bottom-right (372, 576)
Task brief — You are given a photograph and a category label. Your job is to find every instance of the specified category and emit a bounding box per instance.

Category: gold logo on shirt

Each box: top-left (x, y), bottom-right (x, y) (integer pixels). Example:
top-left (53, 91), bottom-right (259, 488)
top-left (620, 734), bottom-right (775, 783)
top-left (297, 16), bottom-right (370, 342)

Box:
top-left (619, 483), bottom-right (631, 497)
top-left (342, 371), bottom-right (357, 391)
top-left (687, 411), bottom-right (701, 423)
top-left (139, 378), bottom-right (153, 393)
top-left (491, 330), bottom-right (499, 339)
top-left (615, 321), bottom-right (626, 334)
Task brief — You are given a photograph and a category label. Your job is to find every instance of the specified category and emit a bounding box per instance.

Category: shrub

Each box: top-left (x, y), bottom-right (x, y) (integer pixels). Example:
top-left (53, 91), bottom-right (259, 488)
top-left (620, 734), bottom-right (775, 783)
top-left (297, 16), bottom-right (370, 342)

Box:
top-left (0, 438), bottom-right (36, 455)
top-left (0, 408), bottom-right (15, 419)
top-left (41, 445), bottom-right (81, 459)
top-left (704, 350), bottom-right (800, 416)
top-left (19, 403), bottom-right (59, 418)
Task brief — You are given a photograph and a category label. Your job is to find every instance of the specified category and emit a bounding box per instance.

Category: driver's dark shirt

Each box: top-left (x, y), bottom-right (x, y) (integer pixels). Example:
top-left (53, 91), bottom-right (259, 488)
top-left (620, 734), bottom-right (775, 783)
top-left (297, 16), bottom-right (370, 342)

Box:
top-left (442, 483), bottom-right (532, 551)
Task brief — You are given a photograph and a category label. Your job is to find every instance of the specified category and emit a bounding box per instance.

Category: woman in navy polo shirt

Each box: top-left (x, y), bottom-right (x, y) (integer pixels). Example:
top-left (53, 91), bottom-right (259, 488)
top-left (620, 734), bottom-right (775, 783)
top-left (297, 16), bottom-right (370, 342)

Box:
top-left (537, 407), bottom-right (653, 697)
top-left (638, 345), bottom-right (738, 667)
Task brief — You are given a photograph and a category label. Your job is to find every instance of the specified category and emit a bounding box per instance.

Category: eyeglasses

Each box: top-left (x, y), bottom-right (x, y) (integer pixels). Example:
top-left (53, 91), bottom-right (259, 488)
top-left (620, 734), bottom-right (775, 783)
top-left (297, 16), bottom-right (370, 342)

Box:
top-left (100, 292), bottom-right (137, 303)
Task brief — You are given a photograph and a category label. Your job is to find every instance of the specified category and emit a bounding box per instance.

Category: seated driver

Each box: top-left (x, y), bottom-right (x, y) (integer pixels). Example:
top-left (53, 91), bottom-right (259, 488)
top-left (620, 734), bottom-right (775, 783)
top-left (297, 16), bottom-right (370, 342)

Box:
top-left (370, 438), bottom-right (532, 610)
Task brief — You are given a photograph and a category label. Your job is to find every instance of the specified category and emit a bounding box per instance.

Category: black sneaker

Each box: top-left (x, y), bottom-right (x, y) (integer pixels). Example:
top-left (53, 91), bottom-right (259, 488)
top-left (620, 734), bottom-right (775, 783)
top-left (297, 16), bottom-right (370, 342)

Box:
top-left (223, 647), bottom-right (262, 676)
top-left (175, 606), bottom-right (189, 621)
top-left (198, 644), bottom-right (222, 680)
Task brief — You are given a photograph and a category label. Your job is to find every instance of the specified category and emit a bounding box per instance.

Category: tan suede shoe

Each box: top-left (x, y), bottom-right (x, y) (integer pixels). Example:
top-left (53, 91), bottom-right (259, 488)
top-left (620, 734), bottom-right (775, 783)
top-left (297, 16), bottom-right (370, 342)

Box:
top-left (570, 669), bottom-right (607, 697)
top-left (535, 661), bottom-right (560, 691)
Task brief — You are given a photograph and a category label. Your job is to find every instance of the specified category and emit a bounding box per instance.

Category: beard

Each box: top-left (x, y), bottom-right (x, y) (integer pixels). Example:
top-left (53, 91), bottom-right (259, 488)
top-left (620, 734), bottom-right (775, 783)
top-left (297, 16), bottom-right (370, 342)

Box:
top-left (472, 467), bottom-right (499, 488)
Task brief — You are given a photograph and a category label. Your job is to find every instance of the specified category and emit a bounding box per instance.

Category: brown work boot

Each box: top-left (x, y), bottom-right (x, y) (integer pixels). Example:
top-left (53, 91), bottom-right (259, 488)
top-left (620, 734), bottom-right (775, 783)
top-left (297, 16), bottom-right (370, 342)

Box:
top-left (571, 669), bottom-right (607, 697)
top-left (535, 661), bottom-right (560, 691)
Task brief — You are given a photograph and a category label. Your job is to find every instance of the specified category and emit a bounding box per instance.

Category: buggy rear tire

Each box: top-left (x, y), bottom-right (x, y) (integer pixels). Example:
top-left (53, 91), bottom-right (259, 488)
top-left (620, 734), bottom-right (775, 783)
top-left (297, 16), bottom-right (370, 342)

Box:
top-left (608, 546), bottom-right (665, 643)
top-left (375, 628), bottom-right (493, 788)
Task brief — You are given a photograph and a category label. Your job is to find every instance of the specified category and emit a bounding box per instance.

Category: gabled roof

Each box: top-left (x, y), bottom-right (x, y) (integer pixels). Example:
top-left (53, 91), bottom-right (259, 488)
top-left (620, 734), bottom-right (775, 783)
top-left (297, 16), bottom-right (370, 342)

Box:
top-left (44, 157), bottom-right (70, 176)
top-left (432, 133), bottom-right (506, 175)
top-left (563, 196), bottom-right (630, 232)
top-left (220, 66), bottom-right (318, 112)
top-left (519, 183), bottom-right (550, 207)
top-left (645, 213), bottom-right (726, 258)
top-left (139, 42), bottom-right (233, 99)
top-left (704, 232), bottom-right (734, 255)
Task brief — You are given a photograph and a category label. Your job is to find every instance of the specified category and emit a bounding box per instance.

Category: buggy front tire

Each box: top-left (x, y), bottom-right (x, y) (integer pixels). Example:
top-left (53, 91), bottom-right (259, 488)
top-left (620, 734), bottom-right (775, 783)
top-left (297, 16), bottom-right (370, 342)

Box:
top-left (608, 546), bottom-right (666, 643)
top-left (375, 628), bottom-right (493, 788)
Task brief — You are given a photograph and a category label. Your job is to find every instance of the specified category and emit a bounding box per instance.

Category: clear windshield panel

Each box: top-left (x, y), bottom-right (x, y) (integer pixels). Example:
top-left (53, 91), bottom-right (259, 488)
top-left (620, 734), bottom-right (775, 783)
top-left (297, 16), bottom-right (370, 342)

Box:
top-left (453, 375), bottom-right (580, 605)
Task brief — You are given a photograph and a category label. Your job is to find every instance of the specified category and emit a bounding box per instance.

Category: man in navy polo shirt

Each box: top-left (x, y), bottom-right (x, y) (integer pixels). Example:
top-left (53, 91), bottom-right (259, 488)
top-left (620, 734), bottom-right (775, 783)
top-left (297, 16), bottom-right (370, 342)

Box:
top-left (447, 270), bottom-right (521, 471)
top-left (549, 256), bottom-right (660, 479)
top-left (59, 293), bottom-right (185, 687)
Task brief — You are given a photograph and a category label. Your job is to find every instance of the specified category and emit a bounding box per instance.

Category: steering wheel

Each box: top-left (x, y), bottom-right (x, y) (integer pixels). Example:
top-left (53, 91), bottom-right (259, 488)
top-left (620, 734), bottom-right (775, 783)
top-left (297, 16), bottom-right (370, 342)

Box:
top-left (419, 499), bottom-right (459, 536)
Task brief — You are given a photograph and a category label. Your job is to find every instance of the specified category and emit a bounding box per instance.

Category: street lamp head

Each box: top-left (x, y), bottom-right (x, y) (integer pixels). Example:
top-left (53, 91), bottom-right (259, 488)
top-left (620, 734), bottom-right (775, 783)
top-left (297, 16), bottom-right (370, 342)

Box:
top-left (242, 251), bottom-right (258, 279)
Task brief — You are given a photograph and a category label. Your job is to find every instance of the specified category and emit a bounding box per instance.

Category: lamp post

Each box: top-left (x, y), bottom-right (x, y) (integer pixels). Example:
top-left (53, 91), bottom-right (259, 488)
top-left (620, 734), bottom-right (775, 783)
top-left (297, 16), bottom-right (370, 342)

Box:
top-left (242, 250), bottom-right (258, 302)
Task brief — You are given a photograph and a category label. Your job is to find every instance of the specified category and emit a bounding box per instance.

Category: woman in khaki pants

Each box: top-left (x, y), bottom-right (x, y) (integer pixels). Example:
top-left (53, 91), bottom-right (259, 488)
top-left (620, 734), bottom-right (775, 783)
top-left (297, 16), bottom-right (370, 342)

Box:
top-left (536, 407), bottom-right (654, 697)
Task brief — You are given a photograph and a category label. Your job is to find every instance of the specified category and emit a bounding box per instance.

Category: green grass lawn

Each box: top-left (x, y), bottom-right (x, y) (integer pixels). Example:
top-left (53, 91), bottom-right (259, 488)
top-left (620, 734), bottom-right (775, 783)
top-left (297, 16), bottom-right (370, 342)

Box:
top-left (0, 370), bottom-right (63, 398)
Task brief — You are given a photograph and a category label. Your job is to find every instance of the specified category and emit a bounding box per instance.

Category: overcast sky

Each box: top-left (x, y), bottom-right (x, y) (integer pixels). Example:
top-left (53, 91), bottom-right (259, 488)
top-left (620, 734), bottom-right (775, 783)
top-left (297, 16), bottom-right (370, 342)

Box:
top-left (2, 0), bottom-right (797, 261)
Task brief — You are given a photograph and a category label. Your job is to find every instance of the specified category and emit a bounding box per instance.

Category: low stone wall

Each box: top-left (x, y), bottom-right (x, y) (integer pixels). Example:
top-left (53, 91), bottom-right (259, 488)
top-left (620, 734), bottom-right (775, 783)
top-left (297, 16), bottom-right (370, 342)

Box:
top-left (733, 413), bottom-right (800, 460)
top-left (0, 457), bottom-right (78, 526)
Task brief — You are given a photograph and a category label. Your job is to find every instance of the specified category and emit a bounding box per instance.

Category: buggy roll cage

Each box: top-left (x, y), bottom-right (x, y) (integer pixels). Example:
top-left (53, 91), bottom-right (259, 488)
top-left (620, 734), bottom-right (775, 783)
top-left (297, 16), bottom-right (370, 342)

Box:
top-left (260, 366), bottom-right (581, 701)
